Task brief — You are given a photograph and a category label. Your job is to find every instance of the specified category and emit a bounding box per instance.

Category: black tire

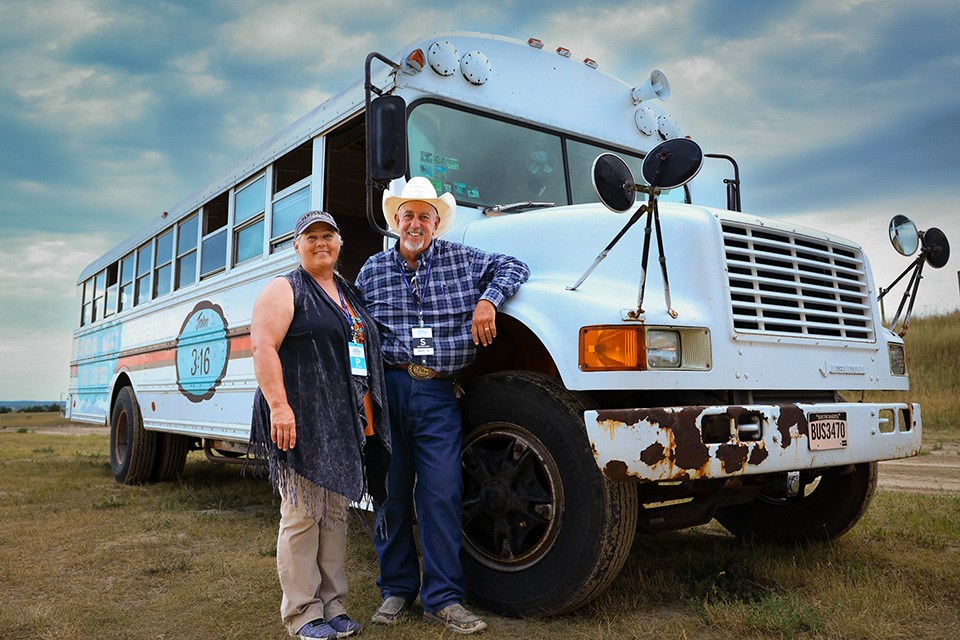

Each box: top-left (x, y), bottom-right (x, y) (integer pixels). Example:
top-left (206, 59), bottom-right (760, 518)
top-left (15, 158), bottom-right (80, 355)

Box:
top-left (714, 462), bottom-right (878, 542)
top-left (150, 433), bottom-right (191, 482)
top-left (110, 386), bottom-right (156, 485)
top-left (460, 372), bottom-right (638, 617)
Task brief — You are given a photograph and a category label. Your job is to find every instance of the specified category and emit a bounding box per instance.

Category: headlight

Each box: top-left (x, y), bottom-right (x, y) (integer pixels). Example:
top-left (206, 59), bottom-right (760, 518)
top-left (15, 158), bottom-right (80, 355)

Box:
top-left (646, 330), bottom-right (680, 368)
top-left (888, 343), bottom-right (906, 376)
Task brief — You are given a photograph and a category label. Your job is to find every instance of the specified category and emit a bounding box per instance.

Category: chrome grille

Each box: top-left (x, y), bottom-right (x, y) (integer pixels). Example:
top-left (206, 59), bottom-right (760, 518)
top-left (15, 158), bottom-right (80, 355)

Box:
top-left (722, 222), bottom-right (874, 341)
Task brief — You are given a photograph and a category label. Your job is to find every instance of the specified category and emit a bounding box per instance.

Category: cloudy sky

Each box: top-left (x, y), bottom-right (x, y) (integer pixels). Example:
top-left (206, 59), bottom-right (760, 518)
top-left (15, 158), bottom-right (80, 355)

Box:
top-left (1, 0), bottom-right (958, 401)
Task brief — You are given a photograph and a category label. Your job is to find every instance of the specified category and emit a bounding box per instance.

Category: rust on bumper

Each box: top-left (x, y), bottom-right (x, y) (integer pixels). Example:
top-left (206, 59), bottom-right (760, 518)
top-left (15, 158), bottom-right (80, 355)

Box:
top-left (586, 402), bottom-right (921, 483)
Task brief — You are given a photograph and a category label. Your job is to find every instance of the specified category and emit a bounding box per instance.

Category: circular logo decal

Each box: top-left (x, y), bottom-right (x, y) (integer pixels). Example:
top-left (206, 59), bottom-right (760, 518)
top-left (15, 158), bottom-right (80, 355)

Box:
top-left (176, 301), bottom-right (230, 403)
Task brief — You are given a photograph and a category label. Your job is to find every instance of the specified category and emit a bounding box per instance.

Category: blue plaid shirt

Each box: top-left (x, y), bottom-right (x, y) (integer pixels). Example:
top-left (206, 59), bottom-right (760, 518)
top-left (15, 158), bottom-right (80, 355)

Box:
top-left (356, 238), bottom-right (530, 376)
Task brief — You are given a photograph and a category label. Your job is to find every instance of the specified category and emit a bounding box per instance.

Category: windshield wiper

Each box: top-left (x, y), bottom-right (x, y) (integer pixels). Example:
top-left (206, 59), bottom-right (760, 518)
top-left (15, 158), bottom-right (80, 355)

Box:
top-left (482, 201), bottom-right (556, 216)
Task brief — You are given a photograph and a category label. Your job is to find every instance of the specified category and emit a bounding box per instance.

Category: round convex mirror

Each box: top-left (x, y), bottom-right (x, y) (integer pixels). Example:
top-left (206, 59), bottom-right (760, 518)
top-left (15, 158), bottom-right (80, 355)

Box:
top-left (640, 138), bottom-right (703, 190)
top-left (592, 153), bottom-right (637, 213)
top-left (921, 227), bottom-right (950, 269)
top-left (889, 215), bottom-right (919, 256)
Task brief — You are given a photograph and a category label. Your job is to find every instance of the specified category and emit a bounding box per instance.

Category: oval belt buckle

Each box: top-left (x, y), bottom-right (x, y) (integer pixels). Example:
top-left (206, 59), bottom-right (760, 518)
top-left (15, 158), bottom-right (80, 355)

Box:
top-left (408, 363), bottom-right (436, 380)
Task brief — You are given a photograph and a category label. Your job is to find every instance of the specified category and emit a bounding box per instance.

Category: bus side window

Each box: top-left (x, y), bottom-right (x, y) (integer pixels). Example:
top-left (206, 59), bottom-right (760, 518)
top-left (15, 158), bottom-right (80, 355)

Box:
top-left (92, 271), bottom-right (105, 322)
top-left (136, 242), bottom-right (153, 306)
top-left (177, 214), bottom-right (199, 289)
top-left (104, 263), bottom-right (119, 317)
top-left (119, 253), bottom-right (135, 312)
top-left (154, 229), bottom-right (174, 298)
top-left (235, 176), bottom-right (266, 265)
top-left (201, 192), bottom-right (229, 279)
top-left (80, 278), bottom-right (93, 327)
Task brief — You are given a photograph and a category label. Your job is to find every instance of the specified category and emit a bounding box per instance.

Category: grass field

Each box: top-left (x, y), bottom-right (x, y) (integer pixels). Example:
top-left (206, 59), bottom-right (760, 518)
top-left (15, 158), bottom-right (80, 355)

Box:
top-left (863, 310), bottom-right (960, 443)
top-left (2, 313), bottom-right (958, 639)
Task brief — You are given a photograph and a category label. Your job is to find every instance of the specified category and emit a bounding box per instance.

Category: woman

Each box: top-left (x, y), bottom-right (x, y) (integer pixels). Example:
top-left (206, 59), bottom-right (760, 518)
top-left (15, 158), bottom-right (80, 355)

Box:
top-left (249, 210), bottom-right (391, 640)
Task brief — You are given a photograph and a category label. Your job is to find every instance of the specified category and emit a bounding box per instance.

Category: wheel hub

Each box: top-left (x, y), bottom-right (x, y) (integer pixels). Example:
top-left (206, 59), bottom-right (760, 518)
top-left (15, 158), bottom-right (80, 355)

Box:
top-left (480, 480), bottom-right (512, 515)
top-left (461, 422), bottom-right (564, 571)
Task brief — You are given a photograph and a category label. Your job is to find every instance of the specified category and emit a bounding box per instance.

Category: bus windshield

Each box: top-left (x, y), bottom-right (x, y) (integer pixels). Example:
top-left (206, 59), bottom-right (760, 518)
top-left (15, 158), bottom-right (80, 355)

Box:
top-left (407, 102), bottom-right (687, 210)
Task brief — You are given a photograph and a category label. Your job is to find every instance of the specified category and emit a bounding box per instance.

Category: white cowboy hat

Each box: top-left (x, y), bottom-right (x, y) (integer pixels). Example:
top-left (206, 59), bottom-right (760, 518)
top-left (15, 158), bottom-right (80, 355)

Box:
top-left (382, 176), bottom-right (457, 237)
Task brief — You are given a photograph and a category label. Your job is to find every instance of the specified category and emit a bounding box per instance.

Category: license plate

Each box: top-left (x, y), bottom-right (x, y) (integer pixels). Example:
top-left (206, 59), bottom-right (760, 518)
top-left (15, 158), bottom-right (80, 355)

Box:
top-left (808, 412), bottom-right (848, 450)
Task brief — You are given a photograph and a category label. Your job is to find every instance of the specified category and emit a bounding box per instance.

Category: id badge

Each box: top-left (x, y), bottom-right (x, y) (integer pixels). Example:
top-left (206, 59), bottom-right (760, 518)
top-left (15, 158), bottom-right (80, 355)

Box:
top-left (349, 341), bottom-right (368, 376)
top-left (412, 325), bottom-right (435, 356)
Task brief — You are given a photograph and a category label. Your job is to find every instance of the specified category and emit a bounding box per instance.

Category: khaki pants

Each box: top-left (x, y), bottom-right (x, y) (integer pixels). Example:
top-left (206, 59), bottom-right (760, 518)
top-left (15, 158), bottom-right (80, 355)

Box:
top-left (277, 489), bottom-right (349, 635)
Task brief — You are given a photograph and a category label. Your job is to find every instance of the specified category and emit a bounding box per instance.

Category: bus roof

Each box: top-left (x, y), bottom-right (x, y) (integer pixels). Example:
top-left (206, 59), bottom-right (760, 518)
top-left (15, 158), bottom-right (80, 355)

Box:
top-left (79, 32), bottom-right (674, 283)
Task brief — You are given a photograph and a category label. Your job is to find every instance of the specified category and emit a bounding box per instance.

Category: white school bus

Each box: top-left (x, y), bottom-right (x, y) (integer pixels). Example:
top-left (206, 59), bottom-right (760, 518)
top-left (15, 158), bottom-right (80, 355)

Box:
top-left (68, 32), bottom-right (925, 616)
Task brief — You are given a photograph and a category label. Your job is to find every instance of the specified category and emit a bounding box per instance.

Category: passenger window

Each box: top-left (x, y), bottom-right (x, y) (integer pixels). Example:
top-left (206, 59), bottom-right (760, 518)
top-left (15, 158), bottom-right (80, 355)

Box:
top-left (234, 176), bottom-right (266, 265)
top-left (136, 242), bottom-right (153, 305)
top-left (119, 253), bottom-right (135, 312)
top-left (177, 214), bottom-right (198, 289)
top-left (154, 229), bottom-right (174, 298)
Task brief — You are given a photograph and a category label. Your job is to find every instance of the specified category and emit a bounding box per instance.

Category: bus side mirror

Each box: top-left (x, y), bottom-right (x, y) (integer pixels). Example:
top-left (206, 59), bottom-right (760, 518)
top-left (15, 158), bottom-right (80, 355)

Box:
top-left (369, 95), bottom-right (408, 181)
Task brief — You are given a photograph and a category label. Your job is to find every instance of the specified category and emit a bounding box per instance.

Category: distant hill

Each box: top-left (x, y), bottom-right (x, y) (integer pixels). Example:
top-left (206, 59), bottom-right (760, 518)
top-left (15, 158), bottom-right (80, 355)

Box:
top-left (0, 400), bottom-right (64, 412)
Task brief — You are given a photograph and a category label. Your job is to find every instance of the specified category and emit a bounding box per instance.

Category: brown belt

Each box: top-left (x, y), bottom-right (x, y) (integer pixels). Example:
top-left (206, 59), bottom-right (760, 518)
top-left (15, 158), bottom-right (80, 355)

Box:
top-left (388, 363), bottom-right (445, 380)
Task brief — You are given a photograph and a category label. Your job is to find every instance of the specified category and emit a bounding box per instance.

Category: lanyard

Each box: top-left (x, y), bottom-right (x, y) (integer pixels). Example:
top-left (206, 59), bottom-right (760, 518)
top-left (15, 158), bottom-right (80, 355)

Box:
top-left (399, 246), bottom-right (436, 326)
top-left (334, 281), bottom-right (364, 344)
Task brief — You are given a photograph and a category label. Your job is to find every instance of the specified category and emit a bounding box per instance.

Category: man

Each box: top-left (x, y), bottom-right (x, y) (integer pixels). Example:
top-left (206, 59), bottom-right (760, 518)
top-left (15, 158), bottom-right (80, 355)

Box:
top-left (356, 177), bottom-right (529, 634)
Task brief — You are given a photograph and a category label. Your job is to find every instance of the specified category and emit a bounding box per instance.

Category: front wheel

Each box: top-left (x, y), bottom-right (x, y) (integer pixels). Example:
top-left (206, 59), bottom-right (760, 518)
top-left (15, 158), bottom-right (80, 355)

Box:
top-left (460, 372), bottom-right (638, 617)
top-left (110, 386), bottom-right (156, 484)
top-left (714, 462), bottom-right (878, 542)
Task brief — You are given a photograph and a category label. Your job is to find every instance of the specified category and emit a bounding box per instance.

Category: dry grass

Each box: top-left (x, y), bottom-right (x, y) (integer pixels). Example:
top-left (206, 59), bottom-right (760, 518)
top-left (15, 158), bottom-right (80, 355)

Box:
top-left (862, 310), bottom-right (960, 444)
top-left (2, 425), bottom-right (959, 640)
top-left (2, 312), bottom-right (958, 638)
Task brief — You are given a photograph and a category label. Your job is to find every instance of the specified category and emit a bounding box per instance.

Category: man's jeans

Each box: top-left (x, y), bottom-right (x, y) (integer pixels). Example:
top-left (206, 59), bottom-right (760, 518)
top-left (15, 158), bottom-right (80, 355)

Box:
top-left (375, 369), bottom-right (465, 612)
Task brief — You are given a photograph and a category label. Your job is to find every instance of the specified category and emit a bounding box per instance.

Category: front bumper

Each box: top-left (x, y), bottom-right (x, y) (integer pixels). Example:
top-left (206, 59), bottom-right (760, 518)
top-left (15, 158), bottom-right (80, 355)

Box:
top-left (585, 402), bottom-right (921, 483)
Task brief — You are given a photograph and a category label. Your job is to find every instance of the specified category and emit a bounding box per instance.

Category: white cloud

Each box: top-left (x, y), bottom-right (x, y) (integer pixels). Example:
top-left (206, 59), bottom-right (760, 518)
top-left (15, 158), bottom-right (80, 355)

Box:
top-left (787, 191), bottom-right (960, 318)
top-left (0, 233), bottom-right (113, 399)
top-left (171, 50), bottom-right (228, 96)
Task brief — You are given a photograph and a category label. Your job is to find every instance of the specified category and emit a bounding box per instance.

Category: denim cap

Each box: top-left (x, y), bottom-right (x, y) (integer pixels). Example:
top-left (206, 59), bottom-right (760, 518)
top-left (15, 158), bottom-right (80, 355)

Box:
top-left (295, 210), bottom-right (339, 237)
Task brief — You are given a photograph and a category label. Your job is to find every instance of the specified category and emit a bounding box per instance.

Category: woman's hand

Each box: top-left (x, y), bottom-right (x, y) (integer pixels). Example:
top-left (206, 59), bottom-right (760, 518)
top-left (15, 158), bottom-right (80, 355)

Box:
top-left (271, 403), bottom-right (297, 451)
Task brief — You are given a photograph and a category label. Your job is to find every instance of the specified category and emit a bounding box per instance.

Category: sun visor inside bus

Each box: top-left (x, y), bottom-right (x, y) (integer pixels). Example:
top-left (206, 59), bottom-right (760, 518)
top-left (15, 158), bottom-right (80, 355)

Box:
top-left (369, 95), bottom-right (408, 181)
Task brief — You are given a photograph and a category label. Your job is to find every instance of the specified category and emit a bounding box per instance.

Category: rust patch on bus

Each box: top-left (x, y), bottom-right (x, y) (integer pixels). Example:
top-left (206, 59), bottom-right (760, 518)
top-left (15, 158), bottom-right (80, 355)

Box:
top-left (747, 444), bottom-right (769, 466)
top-left (775, 404), bottom-right (807, 449)
top-left (640, 442), bottom-right (666, 466)
top-left (716, 442), bottom-right (749, 474)
top-left (602, 459), bottom-right (639, 483)
top-left (596, 407), bottom-right (710, 475)
top-left (672, 408), bottom-right (711, 471)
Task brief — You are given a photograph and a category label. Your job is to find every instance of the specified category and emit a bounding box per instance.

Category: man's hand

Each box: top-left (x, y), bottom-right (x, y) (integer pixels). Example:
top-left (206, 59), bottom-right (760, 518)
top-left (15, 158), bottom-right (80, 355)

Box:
top-left (471, 300), bottom-right (498, 346)
top-left (271, 404), bottom-right (297, 451)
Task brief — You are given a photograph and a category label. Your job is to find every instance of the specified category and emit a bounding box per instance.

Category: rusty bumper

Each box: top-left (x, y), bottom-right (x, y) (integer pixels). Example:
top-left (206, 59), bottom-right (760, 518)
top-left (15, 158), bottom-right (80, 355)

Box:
top-left (585, 402), bottom-right (921, 483)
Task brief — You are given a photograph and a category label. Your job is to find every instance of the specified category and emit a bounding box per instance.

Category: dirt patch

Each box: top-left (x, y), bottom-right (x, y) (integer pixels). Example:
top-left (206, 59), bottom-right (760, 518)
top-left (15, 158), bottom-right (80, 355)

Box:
top-left (878, 443), bottom-right (960, 494)
top-left (15, 425), bottom-right (109, 436)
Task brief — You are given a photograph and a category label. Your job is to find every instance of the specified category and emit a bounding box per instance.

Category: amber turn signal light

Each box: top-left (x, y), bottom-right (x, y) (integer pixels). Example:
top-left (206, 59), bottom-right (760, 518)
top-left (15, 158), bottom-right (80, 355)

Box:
top-left (579, 326), bottom-right (643, 371)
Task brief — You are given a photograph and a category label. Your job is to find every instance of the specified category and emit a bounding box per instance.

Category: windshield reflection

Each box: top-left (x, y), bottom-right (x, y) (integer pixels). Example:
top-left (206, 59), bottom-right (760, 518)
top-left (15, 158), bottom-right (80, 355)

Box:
top-left (407, 102), bottom-right (688, 210)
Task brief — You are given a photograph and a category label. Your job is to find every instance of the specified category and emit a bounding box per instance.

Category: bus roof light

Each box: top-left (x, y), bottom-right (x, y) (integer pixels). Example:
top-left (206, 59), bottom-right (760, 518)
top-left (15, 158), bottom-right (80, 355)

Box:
top-left (460, 50), bottom-right (492, 85)
top-left (584, 58), bottom-right (598, 69)
top-left (527, 38), bottom-right (544, 49)
top-left (403, 48), bottom-right (426, 74)
top-left (427, 40), bottom-right (459, 76)
top-left (556, 47), bottom-right (571, 58)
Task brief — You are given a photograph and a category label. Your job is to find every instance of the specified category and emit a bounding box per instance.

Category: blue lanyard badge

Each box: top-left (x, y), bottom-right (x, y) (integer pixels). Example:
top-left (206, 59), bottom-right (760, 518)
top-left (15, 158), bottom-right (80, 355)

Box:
top-left (401, 249), bottom-right (436, 357)
top-left (336, 282), bottom-right (367, 376)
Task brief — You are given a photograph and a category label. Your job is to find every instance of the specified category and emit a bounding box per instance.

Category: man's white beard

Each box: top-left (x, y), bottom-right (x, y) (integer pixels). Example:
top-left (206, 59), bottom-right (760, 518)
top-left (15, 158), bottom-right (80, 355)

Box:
top-left (402, 236), bottom-right (425, 253)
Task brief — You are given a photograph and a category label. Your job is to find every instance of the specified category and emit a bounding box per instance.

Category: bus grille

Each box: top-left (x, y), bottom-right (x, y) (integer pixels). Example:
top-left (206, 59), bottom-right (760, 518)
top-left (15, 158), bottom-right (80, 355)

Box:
top-left (722, 222), bottom-right (874, 341)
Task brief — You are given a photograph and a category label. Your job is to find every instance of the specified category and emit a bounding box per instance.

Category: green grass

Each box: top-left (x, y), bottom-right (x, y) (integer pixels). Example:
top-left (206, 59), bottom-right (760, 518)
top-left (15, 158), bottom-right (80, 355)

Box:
top-left (2, 312), bottom-right (958, 638)
top-left (1, 429), bottom-right (958, 639)
top-left (863, 310), bottom-right (960, 442)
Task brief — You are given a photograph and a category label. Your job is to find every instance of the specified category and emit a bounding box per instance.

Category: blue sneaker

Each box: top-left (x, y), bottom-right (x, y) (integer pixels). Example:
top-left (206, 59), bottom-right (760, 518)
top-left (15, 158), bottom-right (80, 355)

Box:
top-left (298, 619), bottom-right (337, 640)
top-left (328, 614), bottom-right (362, 637)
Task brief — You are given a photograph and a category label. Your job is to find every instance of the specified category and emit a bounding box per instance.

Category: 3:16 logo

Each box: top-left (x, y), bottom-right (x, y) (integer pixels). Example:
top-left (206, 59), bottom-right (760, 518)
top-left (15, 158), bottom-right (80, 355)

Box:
top-left (191, 347), bottom-right (212, 376)
top-left (176, 301), bottom-right (230, 403)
